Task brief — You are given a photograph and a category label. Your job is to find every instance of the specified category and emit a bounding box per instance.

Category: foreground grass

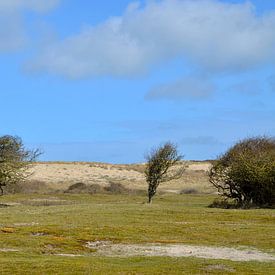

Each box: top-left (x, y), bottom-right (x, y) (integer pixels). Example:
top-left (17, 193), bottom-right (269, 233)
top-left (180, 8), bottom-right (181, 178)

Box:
top-left (0, 193), bottom-right (274, 274)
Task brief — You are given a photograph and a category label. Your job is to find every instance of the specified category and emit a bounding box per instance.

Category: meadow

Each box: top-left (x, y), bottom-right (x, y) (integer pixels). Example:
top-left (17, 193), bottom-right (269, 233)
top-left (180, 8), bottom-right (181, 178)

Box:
top-left (0, 192), bottom-right (274, 274)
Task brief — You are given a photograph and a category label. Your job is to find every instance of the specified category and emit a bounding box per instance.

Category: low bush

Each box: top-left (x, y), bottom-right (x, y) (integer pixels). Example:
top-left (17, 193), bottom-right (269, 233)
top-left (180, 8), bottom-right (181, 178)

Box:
top-left (209, 136), bottom-right (275, 208)
top-left (65, 183), bottom-right (103, 194)
top-left (4, 180), bottom-right (52, 194)
top-left (180, 188), bottom-right (199, 194)
top-left (208, 198), bottom-right (239, 209)
top-left (104, 182), bottom-right (129, 194)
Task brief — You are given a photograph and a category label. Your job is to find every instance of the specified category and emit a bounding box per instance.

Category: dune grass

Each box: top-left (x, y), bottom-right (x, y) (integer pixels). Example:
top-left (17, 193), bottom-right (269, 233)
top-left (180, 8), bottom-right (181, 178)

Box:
top-left (0, 193), bottom-right (274, 274)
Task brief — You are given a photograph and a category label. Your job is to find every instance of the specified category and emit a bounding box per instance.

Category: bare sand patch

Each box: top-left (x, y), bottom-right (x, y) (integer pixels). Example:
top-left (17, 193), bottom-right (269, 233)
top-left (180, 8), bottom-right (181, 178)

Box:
top-left (86, 242), bottom-right (275, 262)
top-left (13, 222), bottom-right (39, 227)
top-left (0, 248), bottom-right (19, 252)
top-left (54, 254), bottom-right (83, 257)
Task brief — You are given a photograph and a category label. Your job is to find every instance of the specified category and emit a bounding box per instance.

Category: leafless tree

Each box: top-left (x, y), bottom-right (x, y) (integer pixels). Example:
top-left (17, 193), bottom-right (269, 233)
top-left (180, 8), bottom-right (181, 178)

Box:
top-left (145, 142), bottom-right (184, 203)
top-left (0, 135), bottom-right (40, 195)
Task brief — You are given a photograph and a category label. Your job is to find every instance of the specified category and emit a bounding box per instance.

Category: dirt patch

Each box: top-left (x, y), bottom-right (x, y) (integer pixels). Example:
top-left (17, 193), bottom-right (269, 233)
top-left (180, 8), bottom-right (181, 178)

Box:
top-left (54, 253), bottom-right (83, 257)
top-left (0, 248), bottom-right (19, 252)
top-left (13, 222), bottom-right (39, 227)
top-left (86, 242), bottom-right (275, 262)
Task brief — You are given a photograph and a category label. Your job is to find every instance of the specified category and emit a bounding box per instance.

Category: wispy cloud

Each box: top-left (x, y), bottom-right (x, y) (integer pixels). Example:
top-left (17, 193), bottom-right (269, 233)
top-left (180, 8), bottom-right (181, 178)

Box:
top-left (29, 0), bottom-right (275, 78)
top-left (0, 0), bottom-right (60, 13)
top-left (0, 0), bottom-right (60, 53)
top-left (228, 80), bottom-right (261, 95)
top-left (146, 75), bottom-right (216, 100)
top-left (268, 74), bottom-right (275, 92)
top-left (181, 136), bottom-right (224, 146)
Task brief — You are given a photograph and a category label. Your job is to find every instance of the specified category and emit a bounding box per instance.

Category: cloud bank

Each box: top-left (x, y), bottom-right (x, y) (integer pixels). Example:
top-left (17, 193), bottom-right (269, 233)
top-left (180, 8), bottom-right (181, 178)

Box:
top-left (30, 0), bottom-right (275, 79)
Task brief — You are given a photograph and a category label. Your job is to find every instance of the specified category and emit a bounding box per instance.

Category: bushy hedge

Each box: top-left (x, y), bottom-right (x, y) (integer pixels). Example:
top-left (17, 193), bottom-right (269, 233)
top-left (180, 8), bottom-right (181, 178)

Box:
top-left (209, 137), bottom-right (275, 208)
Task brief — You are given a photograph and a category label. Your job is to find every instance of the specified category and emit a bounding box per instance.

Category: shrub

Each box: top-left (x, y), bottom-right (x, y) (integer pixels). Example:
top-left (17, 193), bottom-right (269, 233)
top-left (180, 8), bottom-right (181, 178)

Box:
top-left (5, 180), bottom-right (50, 194)
top-left (88, 184), bottom-right (103, 194)
top-left (208, 198), bottom-right (239, 209)
top-left (65, 182), bottom-right (103, 194)
top-left (209, 137), bottom-right (275, 208)
top-left (180, 188), bottom-right (199, 194)
top-left (66, 182), bottom-right (87, 193)
top-left (104, 182), bottom-right (129, 194)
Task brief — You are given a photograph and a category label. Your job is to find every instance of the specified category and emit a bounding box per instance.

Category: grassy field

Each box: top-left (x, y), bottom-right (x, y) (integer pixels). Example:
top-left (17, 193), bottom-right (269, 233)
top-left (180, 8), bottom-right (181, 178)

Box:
top-left (0, 193), bottom-right (274, 274)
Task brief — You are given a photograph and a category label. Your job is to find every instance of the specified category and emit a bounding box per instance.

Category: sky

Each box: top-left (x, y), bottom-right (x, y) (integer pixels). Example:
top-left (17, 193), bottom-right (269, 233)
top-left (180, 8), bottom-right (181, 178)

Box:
top-left (1, 0), bottom-right (275, 163)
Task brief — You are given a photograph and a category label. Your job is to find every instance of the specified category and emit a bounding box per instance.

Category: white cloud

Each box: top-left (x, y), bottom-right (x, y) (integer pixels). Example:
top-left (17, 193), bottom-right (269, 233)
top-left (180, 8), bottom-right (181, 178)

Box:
top-left (30, 0), bottom-right (275, 78)
top-left (181, 136), bottom-right (223, 145)
top-left (0, 0), bottom-right (60, 52)
top-left (0, 0), bottom-right (60, 13)
top-left (0, 13), bottom-right (26, 52)
top-left (146, 76), bottom-right (215, 100)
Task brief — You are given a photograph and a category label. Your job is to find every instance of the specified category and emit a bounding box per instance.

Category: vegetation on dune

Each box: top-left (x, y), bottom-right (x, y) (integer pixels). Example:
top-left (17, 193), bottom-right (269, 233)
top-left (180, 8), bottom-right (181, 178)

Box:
top-left (209, 136), bottom-right (275, 208)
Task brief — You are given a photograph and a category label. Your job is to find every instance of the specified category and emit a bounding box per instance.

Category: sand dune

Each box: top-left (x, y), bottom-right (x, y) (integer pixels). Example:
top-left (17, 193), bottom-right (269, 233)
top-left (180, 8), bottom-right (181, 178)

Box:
top-left (28, 161), bottom-right (212, 192)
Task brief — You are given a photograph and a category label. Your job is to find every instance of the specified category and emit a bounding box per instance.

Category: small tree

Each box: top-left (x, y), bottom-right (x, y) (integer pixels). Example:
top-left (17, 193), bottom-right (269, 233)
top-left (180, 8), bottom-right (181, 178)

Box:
top-left (145, 142), bottom-right (183, 203)
top-left (0, 135), bottom-right (40, 195)
top-left (209, 136), bottom-right (275, 208)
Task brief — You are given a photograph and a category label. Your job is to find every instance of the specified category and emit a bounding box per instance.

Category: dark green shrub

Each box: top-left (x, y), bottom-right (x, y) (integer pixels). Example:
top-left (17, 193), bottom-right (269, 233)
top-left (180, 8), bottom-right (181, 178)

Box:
top-left (209, 137), bottom-right (275, 208)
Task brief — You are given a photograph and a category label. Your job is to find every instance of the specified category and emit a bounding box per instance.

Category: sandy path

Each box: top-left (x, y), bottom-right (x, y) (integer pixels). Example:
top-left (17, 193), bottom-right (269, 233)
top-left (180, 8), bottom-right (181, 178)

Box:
top-left (86, 242), bottom-right (275, 262)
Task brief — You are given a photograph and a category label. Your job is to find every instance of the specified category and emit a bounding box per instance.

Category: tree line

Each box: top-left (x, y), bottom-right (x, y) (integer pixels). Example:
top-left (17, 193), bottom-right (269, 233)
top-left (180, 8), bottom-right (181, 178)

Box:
top-left (0, 135), bottom-right (274, 208)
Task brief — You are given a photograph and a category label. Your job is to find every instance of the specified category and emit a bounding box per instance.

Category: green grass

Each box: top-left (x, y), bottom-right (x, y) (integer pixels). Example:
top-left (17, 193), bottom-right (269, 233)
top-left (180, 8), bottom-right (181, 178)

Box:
top-left (0, 193), bottom-right (274, 274)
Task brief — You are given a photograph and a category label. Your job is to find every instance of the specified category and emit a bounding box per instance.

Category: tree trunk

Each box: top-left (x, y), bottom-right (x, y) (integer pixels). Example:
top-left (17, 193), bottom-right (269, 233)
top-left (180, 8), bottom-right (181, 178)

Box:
top-left (148, 182), bottom-right (157, 204)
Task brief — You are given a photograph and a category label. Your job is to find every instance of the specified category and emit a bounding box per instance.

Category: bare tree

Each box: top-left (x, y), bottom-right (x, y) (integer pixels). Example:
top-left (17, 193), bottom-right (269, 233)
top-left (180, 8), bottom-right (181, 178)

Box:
top-left (145, 142), bottom-right (184, 203)
top-left (0, 135), bottom-right (40, 195)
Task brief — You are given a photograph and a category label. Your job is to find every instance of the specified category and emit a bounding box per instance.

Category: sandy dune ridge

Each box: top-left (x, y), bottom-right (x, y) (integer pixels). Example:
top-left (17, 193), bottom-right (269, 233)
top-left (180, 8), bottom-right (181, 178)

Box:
top-left (28, 161), bottom-right (212, 192)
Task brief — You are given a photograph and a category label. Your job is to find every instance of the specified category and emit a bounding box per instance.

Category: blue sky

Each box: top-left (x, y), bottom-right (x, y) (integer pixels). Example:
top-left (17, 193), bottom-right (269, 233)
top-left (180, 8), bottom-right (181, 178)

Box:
top-left (1, 0), bottom-right (275, 163)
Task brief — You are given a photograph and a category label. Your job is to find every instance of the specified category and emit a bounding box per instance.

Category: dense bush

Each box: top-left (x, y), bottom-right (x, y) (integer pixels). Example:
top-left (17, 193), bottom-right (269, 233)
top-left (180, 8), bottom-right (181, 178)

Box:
top-left (209, 137), bottom-right (275, 208)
